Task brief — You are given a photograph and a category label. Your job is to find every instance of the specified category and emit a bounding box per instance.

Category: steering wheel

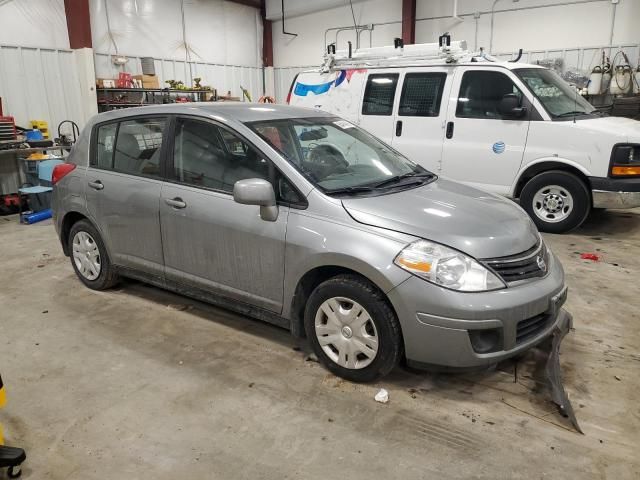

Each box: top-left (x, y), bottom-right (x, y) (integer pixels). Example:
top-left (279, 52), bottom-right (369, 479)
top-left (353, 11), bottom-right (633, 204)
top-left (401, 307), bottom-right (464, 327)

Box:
top-left (307, 144), bottom-right (349, 172)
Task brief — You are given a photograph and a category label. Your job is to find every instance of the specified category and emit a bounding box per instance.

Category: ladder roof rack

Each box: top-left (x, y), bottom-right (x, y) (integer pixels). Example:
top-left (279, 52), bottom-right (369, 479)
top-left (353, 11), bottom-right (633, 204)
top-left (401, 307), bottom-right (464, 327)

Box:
top-left (320, 40), bottom-right (492, 72)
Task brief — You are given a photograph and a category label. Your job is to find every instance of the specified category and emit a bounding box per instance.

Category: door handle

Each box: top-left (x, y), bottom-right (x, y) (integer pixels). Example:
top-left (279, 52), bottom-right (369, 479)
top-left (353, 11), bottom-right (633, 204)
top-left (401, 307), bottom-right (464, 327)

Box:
top-left (165, 197), bottom-right (186, 209)
top-left (88, 180), bottom-right (104, 190)
top-left (445, 121), bottom-right (454, 139)
top-left (395, 120), bottom-right (403, 137)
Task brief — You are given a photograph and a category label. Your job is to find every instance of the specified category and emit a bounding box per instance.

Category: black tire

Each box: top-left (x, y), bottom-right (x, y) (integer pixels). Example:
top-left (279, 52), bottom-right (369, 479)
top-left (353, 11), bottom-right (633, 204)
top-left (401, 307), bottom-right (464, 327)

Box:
top-left (68, 219), bottom-right (119, 290)
top-left (520, 170), bottom-right (591, 233)
top-left (304, 274), bottom-right (402, 382)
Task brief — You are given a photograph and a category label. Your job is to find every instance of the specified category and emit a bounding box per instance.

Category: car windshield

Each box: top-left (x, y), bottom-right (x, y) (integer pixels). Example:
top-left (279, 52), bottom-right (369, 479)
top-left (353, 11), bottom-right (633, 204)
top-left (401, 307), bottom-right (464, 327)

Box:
top-left (246, 117), bottom-right (432, 194)
top-left (515, 68), bottom-right (595, 118)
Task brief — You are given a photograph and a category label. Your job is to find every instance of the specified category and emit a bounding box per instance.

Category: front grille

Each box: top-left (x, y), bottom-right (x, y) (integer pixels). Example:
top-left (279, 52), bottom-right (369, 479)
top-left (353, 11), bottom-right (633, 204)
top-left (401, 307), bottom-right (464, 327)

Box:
top-left (516, 313), bottom-right (551, 344)
top-left (482, 241), bottom-right (548, 284)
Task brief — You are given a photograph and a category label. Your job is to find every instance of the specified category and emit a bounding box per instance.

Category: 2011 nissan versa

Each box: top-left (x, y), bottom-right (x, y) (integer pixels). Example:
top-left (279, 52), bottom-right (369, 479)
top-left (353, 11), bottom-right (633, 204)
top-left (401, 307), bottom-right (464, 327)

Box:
top-left (52, 103), bottom-right (571, 382)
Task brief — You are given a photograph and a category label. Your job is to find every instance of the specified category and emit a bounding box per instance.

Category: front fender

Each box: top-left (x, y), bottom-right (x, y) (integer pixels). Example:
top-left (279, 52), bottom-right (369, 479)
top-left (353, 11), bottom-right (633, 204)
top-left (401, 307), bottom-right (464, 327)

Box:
top-left (510, 157), bottom-right (593, 196)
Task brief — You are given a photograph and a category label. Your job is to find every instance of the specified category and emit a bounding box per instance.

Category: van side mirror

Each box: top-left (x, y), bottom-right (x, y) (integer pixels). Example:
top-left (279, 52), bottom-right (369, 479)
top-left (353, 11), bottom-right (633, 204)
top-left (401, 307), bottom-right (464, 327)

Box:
top-left (498, 93), bottom-right (527, 118)
top-left (233, 178), bottom-right (279, 222)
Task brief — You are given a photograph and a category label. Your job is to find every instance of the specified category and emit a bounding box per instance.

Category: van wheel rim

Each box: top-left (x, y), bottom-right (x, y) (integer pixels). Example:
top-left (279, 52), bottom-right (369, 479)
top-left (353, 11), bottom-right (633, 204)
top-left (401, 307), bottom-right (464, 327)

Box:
top-left (532, 185), bottom-right (574, 223)
top-left (72, 231), bottom-right (101, 280)
top-left (314, 297), bottom-right (379, 370)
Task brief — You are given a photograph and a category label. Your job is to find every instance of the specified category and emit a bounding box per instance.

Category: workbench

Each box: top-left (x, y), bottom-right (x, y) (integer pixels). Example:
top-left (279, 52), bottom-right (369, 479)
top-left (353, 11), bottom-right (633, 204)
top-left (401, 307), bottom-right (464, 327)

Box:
top-left (0, 143), bottom-right (68, 196)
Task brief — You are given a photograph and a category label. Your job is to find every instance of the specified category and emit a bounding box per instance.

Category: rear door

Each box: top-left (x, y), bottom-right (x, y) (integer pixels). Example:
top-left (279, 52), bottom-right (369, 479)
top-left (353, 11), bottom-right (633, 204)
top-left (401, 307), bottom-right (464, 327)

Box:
top-left (440, 67), bottom-right (532, 194)
top-left (357, 70), bottom-right (400, 144)
top-left (159, 117), bottom-right (289, 313)
top-left (85, 116), bottom-right (167, 278)
top-left (390, 67), bottom-right (452, 173)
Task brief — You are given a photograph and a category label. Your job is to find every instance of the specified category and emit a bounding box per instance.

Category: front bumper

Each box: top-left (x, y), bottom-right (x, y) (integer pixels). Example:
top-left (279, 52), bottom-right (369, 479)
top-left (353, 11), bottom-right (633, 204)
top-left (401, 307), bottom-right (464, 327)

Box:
top-left (387, 251), bottom-right (567, 368)
top-left (590, 176), bottom-right (640, 209)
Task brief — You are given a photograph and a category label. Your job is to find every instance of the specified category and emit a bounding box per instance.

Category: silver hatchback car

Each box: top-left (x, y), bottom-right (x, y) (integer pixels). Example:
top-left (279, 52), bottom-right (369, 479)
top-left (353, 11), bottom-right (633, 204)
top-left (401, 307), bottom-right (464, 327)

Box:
top-left (52, 103), bottom-right (570, 382)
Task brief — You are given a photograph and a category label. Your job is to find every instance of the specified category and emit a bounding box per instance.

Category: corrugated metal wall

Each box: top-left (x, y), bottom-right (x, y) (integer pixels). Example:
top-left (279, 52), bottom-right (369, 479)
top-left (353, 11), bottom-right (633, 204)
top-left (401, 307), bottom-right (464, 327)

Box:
top-left (0, 44), bottom-right (86, 131)
top-left (94, 53), bottom-right (264, 102)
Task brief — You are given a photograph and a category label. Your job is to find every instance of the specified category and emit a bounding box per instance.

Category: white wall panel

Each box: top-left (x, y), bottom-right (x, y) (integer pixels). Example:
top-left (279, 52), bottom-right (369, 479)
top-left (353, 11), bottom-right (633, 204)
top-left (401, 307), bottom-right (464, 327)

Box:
top-left (89, 0), bottom-right (261, 67)
top-left (0, 0), bottom-right (69, 49)
top-left (0, 45), bottom-right (87, 131)
top-left (270, 0), bottom-right (640, 68)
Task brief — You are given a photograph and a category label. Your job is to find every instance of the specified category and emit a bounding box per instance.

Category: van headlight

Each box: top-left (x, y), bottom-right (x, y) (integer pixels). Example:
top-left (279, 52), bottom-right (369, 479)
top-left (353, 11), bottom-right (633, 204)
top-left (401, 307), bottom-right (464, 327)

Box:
top-left (610, 144), bottom-right (640, 177)
top-left (394, 240), bottom-right (506, 292)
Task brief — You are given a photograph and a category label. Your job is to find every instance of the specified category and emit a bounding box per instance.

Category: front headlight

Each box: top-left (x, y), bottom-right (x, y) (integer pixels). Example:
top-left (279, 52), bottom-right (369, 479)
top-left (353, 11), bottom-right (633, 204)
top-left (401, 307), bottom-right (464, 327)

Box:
top-left (610, 144), bottom-right (640, 177)
top-left (394, 240), bottom-right (505, 292)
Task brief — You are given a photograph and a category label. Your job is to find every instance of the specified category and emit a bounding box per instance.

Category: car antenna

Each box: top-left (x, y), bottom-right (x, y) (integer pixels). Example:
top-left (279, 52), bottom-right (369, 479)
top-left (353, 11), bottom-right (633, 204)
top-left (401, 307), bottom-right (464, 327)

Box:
top-left (573, 84), bottom-right (578, 124)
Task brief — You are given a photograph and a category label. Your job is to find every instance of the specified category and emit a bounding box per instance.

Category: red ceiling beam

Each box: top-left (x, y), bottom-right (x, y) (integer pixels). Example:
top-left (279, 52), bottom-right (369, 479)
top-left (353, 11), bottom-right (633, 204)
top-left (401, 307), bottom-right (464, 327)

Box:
top-left (261, 1), bottom-right (273, 67)
top-left (402, 0), bottom-right (416, 45)
top-left (63, 0), bottom-right (92, 49)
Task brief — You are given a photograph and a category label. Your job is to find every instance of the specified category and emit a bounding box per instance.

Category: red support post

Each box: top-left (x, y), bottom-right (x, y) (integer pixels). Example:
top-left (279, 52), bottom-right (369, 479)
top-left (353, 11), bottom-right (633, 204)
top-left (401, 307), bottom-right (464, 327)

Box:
top-left (402, 0), bottom-right (416, 45)
top-left (261, 1), bottom-right (273, 67)
top-left (63, 0), bottom-right (92, 49)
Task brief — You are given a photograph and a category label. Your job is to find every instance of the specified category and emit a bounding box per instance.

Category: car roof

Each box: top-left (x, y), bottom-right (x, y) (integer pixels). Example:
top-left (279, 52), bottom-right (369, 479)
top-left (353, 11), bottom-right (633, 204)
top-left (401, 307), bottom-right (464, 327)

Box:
top-left (300, 61), bottom-right (546, 74)
top-left (92, 102), bottom-right (332, 124)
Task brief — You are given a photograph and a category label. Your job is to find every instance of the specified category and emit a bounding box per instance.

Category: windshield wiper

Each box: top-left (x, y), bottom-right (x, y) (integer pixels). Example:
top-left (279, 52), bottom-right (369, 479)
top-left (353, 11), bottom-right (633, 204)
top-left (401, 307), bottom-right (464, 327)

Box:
top-left (555, 111), bottom-right (590, 118)
top-left (372, 171), bottom-right (433, 189)
top-left (324, 185), bottom-right (376, 195)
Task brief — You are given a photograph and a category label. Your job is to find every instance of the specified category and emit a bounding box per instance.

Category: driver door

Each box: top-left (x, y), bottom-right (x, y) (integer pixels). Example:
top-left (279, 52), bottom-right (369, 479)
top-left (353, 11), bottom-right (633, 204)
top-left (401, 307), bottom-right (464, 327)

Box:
top-left (440, 67), bottom-right (532, 194)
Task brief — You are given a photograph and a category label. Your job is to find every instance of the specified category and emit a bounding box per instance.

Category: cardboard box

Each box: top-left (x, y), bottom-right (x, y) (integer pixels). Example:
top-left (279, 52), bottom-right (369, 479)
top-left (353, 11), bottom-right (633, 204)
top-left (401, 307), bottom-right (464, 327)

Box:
top-left (133, 74), bottom-right (160, 89)
top-left (96, 78), bottom-right (116, 88)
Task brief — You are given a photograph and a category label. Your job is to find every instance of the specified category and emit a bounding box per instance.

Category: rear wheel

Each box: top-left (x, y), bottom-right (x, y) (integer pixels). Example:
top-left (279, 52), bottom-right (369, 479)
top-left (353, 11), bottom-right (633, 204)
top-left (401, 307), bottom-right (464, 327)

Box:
top-left (304, 274), bottom-right (402, 382)
top-left (520, 170), bottom-right (590, 233)
top-left (68, 219), bottom-right (118, 290)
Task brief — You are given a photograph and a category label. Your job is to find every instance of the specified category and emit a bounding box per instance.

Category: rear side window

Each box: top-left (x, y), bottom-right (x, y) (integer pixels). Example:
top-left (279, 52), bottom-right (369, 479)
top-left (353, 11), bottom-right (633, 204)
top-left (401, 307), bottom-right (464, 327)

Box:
top-left (399, 72), bottom-right (447, 117)
top-left (362, 73), bottom-right (399, 116)
top-left (95, 123), bottom-right (116, 169)
top-left (456, 71), bottom-right (524, 119)
top-left (113, 118), bottom-right (166, 177)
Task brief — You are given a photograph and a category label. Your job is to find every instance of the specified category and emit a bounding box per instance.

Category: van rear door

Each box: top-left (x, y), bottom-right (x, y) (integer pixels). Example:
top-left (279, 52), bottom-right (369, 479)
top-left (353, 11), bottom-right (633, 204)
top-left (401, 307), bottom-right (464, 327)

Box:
top-left (440, 67), bottom-right (532, 194)
top-left (389, 67), bottom-right (453, 173)
top-left (357, 70), bottom-right (400, 144)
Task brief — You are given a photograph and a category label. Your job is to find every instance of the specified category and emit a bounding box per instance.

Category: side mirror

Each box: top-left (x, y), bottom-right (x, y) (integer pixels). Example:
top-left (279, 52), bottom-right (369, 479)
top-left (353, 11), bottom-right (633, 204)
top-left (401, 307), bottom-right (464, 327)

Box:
top-left (498, 93), bottom-right (527, 118)
top-left (233, 178), bottom-right (278, 222)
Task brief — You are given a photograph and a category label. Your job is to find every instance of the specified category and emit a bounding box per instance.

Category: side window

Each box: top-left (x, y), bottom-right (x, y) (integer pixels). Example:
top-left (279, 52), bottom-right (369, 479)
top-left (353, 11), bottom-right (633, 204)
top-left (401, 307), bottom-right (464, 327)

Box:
top-left (456, 71), bottom-right (524, 120)
top-left (399, 72), bottom-right (447, 117)
top-left (95, 123), bottom-right (117, 169)
top-left (362, 73), bottom-right (399, 116)
top-left (172, 118), bottom-right (270, 193)
top-left (113, 118), bottom-right (166, 177)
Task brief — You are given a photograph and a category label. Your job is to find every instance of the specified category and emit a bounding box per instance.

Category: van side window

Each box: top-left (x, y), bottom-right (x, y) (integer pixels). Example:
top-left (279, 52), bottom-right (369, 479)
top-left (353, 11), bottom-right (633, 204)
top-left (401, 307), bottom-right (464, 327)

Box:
top-left (399, 72), bottom-right (447, 117)
top-left (113, 118), bottom-right (166, 177)
top-left (172, 118), bottom-right (270, 193)
top-left (95, 123), bottom-right (117, 169)
top-left (362, 73), bottom-right (399, 116)
top-left (456, 71), bottom-right (523, 120)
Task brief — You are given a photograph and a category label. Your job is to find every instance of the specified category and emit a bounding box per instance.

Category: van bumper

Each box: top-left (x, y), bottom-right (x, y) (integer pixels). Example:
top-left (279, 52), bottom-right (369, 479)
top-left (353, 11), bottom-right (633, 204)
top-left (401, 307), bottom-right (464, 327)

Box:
top-left (590, 176), bottom-right (640, 209)
top-left (387, 250), bottom-right (567, 369)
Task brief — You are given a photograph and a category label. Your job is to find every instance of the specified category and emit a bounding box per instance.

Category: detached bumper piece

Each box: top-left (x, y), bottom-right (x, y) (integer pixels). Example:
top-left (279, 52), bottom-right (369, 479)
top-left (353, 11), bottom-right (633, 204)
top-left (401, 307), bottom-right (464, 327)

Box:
top-left (0, 445), bottom-right (26, 478)
top-left (539, 311), bottom-right (583, 434)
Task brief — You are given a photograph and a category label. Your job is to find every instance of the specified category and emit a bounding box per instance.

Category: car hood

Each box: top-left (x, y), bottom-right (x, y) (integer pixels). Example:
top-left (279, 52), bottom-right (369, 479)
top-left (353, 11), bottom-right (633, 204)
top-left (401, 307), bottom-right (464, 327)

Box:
top-left (574, 116), bottom-right (640, 142)
top-left (341, 178), bottom-right (539, 259)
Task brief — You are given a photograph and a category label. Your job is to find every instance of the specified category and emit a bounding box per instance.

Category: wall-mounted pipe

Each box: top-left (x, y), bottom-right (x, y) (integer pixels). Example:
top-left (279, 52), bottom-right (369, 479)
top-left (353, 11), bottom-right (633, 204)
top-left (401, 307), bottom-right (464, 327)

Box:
top-left (282, 0), bottom-right (297, 38)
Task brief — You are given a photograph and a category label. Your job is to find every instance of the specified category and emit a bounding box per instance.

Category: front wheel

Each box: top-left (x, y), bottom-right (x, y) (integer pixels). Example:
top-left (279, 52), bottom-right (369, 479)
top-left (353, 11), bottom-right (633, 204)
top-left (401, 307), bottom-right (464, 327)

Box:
top-left (304, 274), bottom-right (402, 382)
top-left (520, 170), bottom-right (591, 233)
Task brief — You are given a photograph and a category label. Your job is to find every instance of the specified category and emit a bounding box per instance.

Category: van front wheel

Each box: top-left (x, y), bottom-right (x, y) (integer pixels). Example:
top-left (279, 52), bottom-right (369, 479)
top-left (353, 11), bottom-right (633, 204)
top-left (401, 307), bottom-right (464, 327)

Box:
top-left (520, 170), bottom-right (590, 233)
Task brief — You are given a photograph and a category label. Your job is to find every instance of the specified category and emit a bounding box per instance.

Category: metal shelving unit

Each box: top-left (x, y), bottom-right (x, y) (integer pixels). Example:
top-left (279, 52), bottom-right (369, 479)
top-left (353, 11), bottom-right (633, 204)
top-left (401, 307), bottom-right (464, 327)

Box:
top-left (96, 88), bottom-right (217, 112)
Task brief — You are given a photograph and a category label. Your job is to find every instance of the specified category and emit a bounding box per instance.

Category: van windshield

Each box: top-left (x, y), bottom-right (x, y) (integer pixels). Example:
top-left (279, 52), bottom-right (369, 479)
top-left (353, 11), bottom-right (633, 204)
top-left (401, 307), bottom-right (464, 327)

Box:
top-left (514, 68), bottom-right (595, 119)
top-left (246, 117), bottom-right (433, 195)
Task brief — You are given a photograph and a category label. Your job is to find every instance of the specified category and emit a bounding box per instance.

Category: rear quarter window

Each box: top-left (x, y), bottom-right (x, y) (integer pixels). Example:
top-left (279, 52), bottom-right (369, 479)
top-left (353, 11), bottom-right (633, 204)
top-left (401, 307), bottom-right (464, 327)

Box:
top-left (362, 73), bottom-right (399, 116)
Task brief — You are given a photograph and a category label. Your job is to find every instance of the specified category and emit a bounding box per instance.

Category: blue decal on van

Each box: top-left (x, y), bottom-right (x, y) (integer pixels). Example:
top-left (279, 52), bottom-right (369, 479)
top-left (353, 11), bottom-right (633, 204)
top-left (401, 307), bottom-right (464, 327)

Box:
top-left (492, 141), bottom-right (505, 154)
top-left (294, 70), bottom-right (347, 97)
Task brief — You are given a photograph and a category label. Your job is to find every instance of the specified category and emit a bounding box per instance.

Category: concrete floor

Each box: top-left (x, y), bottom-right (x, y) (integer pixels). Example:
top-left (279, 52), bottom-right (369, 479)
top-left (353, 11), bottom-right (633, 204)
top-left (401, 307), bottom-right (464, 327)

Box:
top-left (0, 210), bottom-right (639, 479)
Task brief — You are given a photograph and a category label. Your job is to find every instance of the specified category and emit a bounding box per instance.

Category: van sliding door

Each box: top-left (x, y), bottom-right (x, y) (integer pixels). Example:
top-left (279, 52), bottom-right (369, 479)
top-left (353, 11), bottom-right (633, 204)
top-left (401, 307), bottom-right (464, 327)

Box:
top-left (390, 68), bottom-right (453, 173)
top-left (357, 71), bottom-right (400, 144)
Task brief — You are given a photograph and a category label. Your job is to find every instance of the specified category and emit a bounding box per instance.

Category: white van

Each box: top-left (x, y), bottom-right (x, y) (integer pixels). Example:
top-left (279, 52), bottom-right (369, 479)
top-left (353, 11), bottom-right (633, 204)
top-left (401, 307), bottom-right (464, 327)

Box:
top-left (288, 41), bottom-right (640, 233)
